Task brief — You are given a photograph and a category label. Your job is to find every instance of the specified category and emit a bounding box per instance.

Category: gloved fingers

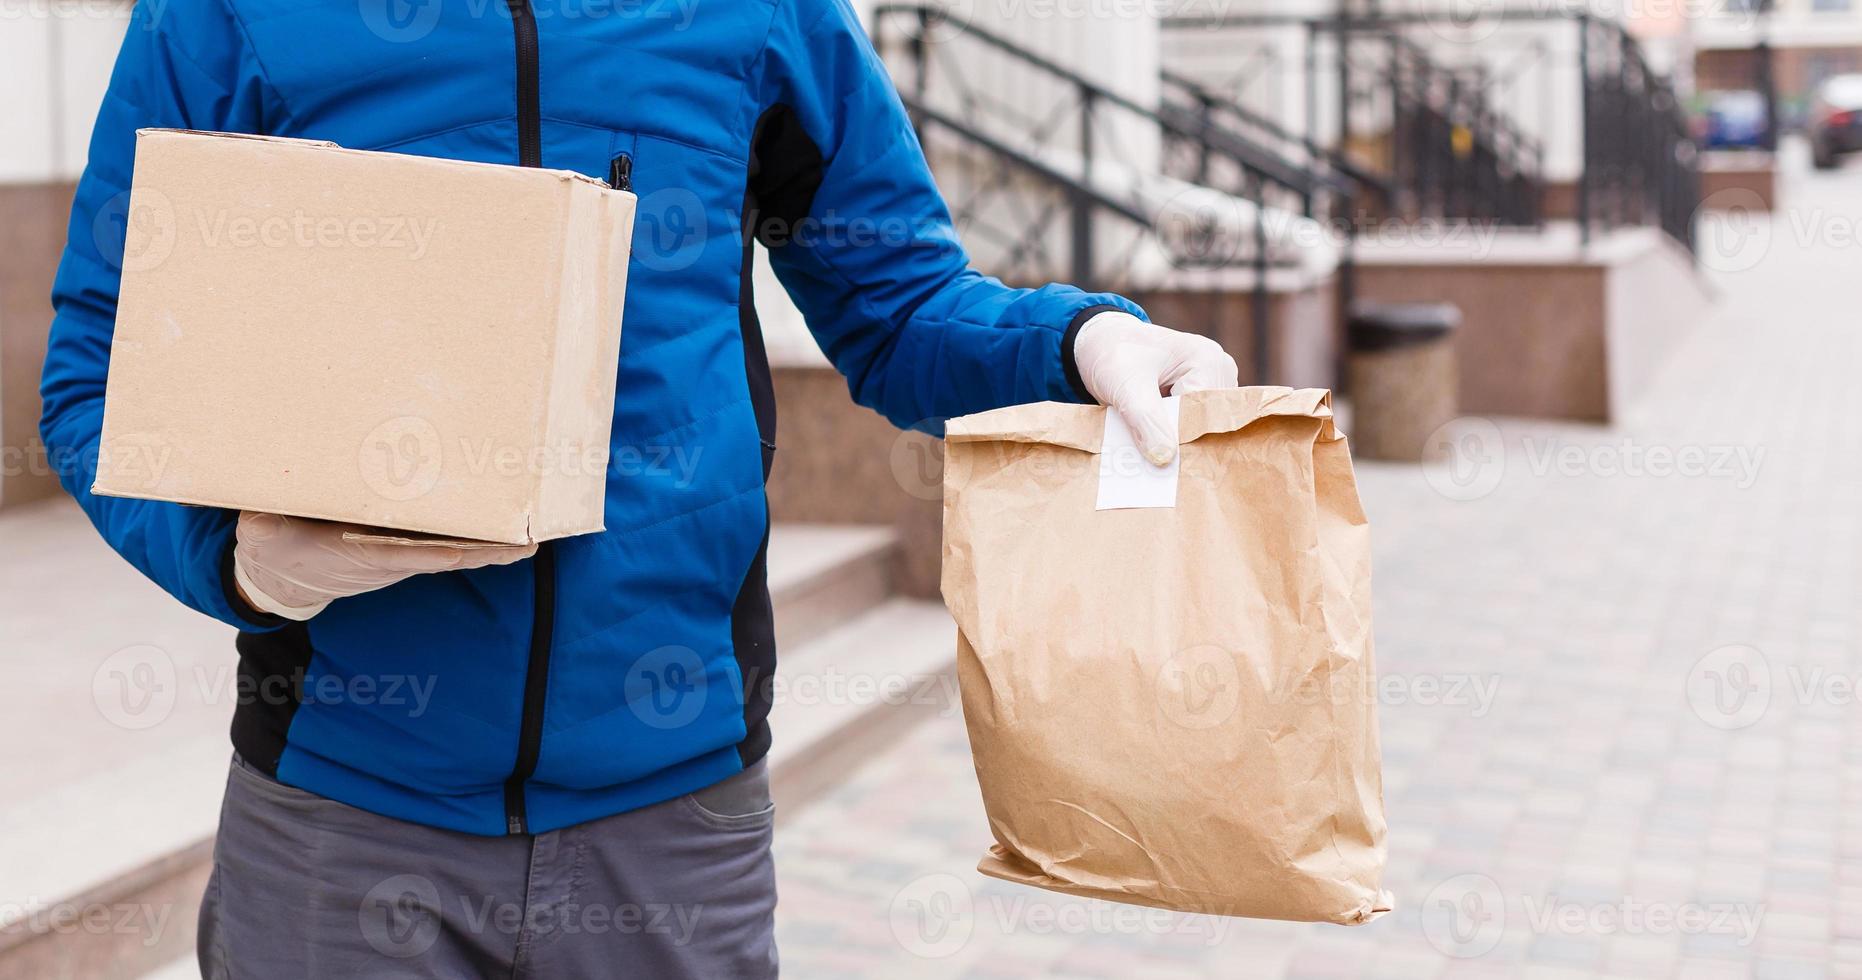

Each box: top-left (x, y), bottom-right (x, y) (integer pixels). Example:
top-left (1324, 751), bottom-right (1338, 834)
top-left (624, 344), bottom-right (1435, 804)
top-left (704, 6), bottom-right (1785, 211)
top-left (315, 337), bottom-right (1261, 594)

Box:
top-left (1159, 334), bottom-right (1239, 395)
top-left (1106, 370), bottom-right (1180, 467)
top-left (232, 557), bottom-right (332, 622)
top-left (1074, 311), bottom-right (1157, 400)
top-left (451, 543), bottom-right (541, 570)
top-left (344, 539), bottom-right (537, 574)
top-left (344, 539), bottom-right (467, 572)
top-left (234, 511), bottom-right (540, 620)
top-left (233, 513), bottom-right (345, 618)
top-left (244, 512), bottom-right (538, 572)
top-left (237, 509), bottom-right (295, 545)
top-left (1168, 366), bottom-right (1235, 395)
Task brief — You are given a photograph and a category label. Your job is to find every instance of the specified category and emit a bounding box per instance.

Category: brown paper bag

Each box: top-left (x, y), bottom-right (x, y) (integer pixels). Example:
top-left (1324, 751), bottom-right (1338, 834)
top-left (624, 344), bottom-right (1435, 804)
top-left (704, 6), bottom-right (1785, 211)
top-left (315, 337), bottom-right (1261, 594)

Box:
top-left (940, 387), bottom-right (1392, 924)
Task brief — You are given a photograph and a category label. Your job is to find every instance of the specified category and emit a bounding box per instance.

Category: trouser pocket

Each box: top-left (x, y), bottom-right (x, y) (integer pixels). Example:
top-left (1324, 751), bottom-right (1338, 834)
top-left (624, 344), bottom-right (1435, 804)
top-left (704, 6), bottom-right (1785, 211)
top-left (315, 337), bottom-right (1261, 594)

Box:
top-left (681, 758), bottom-right (775, 829)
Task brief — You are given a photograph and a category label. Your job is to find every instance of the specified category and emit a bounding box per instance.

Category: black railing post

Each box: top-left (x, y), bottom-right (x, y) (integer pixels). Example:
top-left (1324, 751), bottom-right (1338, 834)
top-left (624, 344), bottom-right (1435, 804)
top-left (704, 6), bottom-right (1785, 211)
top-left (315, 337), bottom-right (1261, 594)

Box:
top-left (1447, 75), bottom-right (1463, 219)
top-left (911, 7), bottom-right (929, 102)
top-left (1411, 56), bottom-right (1429, 216)
top-left (1755, 39), bottom-right (1778, 151)
top-left (1335, 220), bottom-right (1356, 397)
top-left (1196, 93), bottom-right (1216, 184)
top-left (1252, 179), bottom-right (1272, 385)
top-left (1533, 139), bottom-right (1545, 226)
top-left (1617, 38), bottom-right (1632, 231)
top-left (1483, 109), bottom-right (1501, 220)
top-left (1576, 13), bottom-right (1592, 247)
top-left (1305, 21), bottom-right (1320, 163)
top-left (1072, 89), bottom-right (1096, 286)
top-left (1388, 31), bottom-right (1403, 217)
top-left (1336, 16), bottom-right (1352, 173)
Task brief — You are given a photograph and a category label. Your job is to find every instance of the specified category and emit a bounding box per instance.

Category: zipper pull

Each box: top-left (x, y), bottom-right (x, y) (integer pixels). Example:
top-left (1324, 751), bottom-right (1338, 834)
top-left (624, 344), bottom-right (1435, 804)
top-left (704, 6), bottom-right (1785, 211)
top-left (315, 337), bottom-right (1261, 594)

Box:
top-left (608, 153), bottom-right (633, 192)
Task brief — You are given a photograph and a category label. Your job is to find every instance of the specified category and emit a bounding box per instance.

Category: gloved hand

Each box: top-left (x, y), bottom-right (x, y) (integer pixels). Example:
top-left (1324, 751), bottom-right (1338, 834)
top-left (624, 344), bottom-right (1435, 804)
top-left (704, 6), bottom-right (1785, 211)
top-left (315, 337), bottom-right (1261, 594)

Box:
top-left (232, 511), bottom-right (538, 621)
top-left (1073, 310), bottom-right (1239, 465)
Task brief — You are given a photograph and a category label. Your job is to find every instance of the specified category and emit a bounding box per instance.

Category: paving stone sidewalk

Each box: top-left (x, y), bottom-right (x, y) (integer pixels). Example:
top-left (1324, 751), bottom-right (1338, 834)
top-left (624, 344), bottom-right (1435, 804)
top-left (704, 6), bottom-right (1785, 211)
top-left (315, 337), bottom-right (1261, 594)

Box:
top-left (770, 169), bottom-right (1862, 978)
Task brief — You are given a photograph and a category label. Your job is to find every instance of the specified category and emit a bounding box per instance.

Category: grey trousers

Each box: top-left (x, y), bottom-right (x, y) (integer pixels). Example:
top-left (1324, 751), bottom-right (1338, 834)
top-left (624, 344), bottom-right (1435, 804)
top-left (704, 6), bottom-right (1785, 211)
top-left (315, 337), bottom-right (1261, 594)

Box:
top-left (197, 755), bottom-right (778, 979)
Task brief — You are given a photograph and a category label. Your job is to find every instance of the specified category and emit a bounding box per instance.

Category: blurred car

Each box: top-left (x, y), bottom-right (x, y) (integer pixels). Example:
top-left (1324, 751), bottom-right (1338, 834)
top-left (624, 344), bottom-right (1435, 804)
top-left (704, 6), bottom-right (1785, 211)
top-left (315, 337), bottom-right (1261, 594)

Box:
top-left (1810, 74), bottom-right (1862, 169)
top-left (1699, 89), bottom-right (1769, 150)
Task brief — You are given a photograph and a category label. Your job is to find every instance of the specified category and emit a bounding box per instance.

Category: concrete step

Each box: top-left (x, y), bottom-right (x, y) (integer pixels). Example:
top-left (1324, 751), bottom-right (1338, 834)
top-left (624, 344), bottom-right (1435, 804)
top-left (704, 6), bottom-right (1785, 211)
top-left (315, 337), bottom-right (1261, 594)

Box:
top-left (767, 598), bottom-right (958, 821)
top-left (766, 523), bottom-right (898, 649)
top-left (0, 498), bottom-right (234, 980)
top-left (0, 502), bottom-right (905, 980)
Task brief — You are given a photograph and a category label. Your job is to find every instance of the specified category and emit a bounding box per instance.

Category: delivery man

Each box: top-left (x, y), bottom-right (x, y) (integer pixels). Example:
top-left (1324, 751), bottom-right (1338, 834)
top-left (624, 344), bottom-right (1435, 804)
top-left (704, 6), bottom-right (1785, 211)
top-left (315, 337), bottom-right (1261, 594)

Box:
top-left (40, 0), bottom-right (1237, 975)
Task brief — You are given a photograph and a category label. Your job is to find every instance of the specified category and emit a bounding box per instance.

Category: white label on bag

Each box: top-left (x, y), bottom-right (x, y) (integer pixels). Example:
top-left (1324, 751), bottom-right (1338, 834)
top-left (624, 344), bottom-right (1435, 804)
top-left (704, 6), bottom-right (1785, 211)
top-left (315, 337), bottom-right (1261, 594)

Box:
top-left (1096, 396), bottom-right (1181, 510)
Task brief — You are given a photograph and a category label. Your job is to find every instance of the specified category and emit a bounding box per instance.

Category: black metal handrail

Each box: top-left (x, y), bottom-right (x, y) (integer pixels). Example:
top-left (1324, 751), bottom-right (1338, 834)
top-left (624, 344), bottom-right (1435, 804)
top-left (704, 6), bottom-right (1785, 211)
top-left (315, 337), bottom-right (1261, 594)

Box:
top-left (1158, 69), bottom-right (1391, 201)
top-left (1163, 13), bottom-right (1544, 228)
top-left (1380, 27), bottom-right (1544, 225)
top-left (872, 4), bottom-right (1362, 382)
top-left (873, 4), bottom-right (1356, 206)
top-left (902, 97), bottom-right (1152, 225)
top-left (896, 93), bottom-right (1157, 288)
top-left (1577, 14), bottom-right (1699, 252)
top-left (1162, 9), bottom-right (1699, 254)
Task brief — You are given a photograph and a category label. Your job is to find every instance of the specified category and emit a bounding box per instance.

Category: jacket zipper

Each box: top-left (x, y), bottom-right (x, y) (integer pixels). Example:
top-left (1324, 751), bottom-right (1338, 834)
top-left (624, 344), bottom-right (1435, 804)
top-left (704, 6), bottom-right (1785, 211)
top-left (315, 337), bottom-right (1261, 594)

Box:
top-left (503, 0), bottom-right (549, 835)
top-left (506, 0), bottom-right (542, 168)
top-left (505, 540), bottom-right (554, 834)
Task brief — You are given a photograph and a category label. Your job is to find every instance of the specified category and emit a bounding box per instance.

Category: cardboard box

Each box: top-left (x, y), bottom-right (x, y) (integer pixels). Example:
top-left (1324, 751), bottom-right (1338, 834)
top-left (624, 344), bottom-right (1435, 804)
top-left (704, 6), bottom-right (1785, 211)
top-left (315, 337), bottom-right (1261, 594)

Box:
top-left (93, 130), bottom-right (636, 544)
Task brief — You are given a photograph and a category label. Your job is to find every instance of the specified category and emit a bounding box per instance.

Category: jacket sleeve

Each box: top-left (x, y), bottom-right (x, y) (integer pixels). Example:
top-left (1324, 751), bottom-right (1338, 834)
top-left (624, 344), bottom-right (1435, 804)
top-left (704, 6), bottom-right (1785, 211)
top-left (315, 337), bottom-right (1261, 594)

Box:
top-left (39, 0), bottom-right (286, 631)
top-left (752, 0), bottom-right (1148, 433)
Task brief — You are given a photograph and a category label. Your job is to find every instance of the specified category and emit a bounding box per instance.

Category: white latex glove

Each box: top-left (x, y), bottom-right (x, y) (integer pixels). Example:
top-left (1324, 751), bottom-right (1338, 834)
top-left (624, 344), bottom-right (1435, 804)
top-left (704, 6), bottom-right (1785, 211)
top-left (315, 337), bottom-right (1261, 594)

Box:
top-left (232, 511), bottom-right (538, 621)
top-left (1073, 310), bottom-right (1239, 465)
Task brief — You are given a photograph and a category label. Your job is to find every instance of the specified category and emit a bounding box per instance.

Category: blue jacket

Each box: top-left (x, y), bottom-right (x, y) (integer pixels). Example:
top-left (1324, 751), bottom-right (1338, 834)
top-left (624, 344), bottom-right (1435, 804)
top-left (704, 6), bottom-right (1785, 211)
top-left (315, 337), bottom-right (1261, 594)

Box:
top-left (41, 0), bottom-right (1144, 834)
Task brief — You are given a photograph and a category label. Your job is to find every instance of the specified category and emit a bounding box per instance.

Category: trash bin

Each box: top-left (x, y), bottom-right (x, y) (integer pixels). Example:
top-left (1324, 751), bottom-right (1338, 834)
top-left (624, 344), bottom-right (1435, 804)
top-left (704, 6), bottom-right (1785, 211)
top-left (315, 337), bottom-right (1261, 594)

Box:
top-left (1345, 302), bottom-right (1461, 462)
